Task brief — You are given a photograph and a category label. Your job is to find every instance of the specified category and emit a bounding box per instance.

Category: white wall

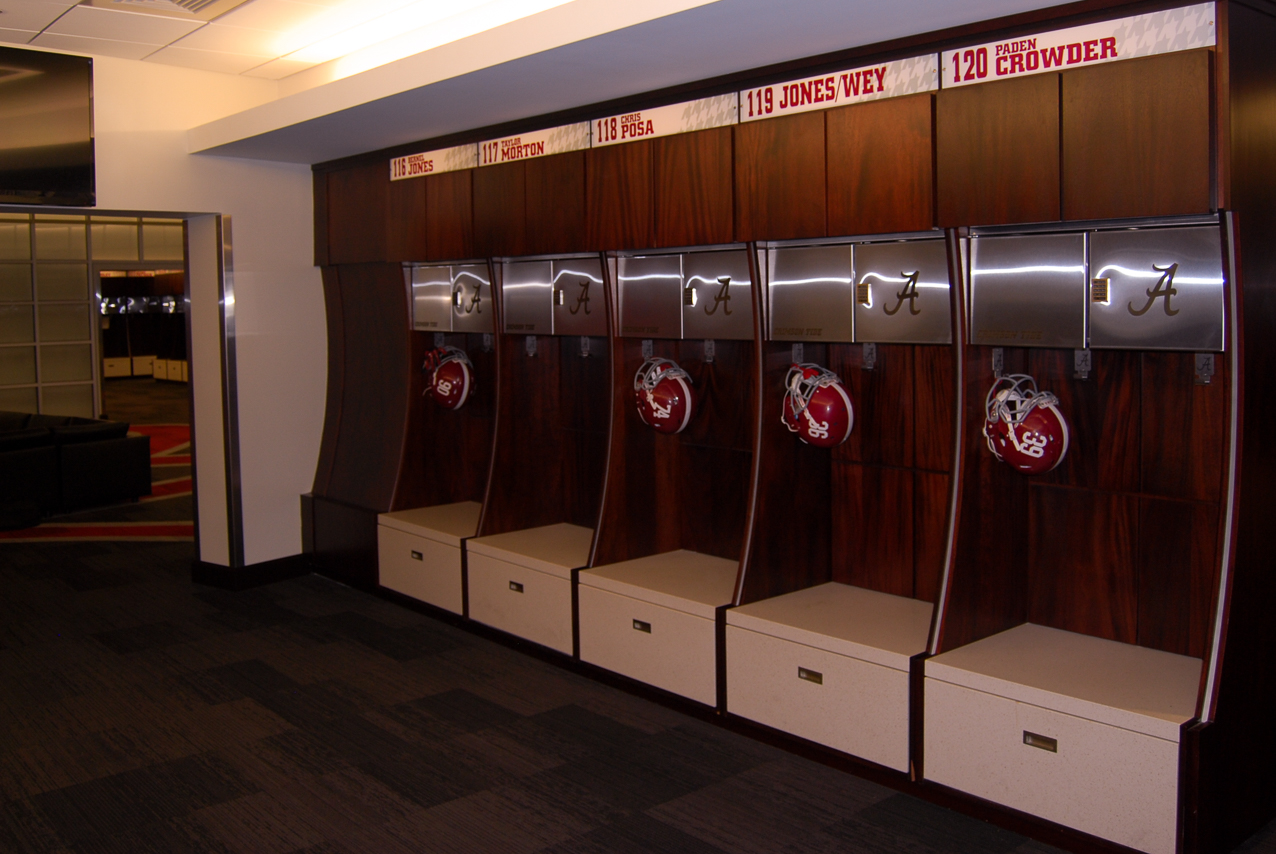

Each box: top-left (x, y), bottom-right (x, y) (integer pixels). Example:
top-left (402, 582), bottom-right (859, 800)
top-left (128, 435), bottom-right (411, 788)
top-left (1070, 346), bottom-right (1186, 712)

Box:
top-left (93, 57), bottom-right (326, 567)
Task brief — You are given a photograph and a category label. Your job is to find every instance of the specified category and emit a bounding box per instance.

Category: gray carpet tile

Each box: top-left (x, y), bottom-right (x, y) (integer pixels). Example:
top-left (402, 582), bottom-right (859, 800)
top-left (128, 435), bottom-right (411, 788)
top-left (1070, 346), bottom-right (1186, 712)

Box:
top-left (2, 539), bottom-right (1275, 853)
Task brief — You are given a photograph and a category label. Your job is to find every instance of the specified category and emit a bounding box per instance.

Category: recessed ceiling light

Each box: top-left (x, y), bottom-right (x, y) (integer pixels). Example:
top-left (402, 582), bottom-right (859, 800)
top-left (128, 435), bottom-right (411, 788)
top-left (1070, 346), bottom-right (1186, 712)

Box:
top-left (77, 0), bottom-right (254, 23)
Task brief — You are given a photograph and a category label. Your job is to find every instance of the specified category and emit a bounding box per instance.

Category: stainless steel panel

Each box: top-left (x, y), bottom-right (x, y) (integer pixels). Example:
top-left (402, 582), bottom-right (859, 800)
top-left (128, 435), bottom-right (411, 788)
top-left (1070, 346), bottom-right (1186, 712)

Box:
top-left (853, 239), bottom-right (952, 344)
top-left (411, 265), bottom-right (453, 332)
top-left (682, 249), bottom-right (754, 341)
top-left (618, 254), bottom-right (682, 339)
top-left (501, 260), bottom-right (553, 334)
top-left (1089, 226), bottom-right (1224, 351)
top-left (452, 264), bottom-right (494, 333)
top-left (767, 245), bottom-right (853, 342)
top-left (969, 234), bottom-right (1086, 349)
top-left (552, 257), bottom-right (607, 336)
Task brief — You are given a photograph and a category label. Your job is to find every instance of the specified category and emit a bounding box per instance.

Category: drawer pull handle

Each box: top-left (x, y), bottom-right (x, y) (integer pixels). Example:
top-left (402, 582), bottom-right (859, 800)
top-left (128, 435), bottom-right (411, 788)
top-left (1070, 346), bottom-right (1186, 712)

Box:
top-left (1023, 731), bottom-right (1057, 753)
top-left (633, 619), bottom-right (651, 633)
top-left (509, 581), bottom-right (524, 593)
top-left (798, 667), bottom-right (823, 685)
top-left (410, 550), bottom-right (423, 561)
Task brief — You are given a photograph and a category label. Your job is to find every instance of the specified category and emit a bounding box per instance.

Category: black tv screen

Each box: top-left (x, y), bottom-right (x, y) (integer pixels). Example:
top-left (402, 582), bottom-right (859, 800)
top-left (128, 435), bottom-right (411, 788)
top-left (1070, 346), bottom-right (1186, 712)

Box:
top-left (0, 47), bottom-right (94, 207)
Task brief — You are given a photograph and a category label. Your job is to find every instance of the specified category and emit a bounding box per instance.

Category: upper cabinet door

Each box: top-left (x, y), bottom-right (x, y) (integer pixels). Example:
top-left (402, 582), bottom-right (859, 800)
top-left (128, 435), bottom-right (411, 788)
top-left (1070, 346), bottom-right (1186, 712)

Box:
top-left (937, 73), bottom-right (1061, 227)
top-left (1062, 49), bottom-right (1213, 222)
top-left (735, 111), bottom-right (827, 241)
top-left (827, 93), bottom-right (935, 237)
top-left (327, 161), bottom-right (388, 264)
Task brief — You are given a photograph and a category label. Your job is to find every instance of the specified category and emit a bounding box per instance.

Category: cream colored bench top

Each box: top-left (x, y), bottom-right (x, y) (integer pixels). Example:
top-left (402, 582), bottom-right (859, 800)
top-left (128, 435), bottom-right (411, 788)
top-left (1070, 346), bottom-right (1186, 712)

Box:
top-left (729, 582), bottom-right (933, 672)
top-left (378, 501), bottom-right (481, 546)
top-left (581, 549), bottom-right (739, 619)
top-left (466, 523), bottom-right (594, 579)
top-left (927, 622), bottom-right (1202, 741)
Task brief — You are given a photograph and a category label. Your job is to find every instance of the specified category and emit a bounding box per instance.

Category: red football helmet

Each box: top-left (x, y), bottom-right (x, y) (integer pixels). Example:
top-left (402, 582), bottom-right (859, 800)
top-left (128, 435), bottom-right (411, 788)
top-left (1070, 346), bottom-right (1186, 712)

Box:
top-left (634, 357), bottom-right (694, 434)
top-left (782, 363), bottom-right (854, 448)
top-left (423, 345), bottom-right (474, 410)
top-left (983, 374), bottom-right (1069, 475)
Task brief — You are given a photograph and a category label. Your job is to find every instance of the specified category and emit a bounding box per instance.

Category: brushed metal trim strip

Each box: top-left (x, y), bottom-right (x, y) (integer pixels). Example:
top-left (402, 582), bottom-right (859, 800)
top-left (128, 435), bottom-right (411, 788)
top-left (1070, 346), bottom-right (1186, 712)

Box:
top-left (1199, 211), bottom-right (1241, 721)
top-left (928, 227), bottom-right (967, 657)
top-left (217, 215), bottom-right (245, 568)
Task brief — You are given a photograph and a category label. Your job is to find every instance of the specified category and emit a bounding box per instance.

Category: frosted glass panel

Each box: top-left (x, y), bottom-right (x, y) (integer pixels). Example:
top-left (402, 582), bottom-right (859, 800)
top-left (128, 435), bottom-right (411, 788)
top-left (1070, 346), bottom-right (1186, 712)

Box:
top-left (142, 223), bottom-right (185, 261)
top-left (0, 305), bottom-right (34, 344)
top-left (42, 384), bottom-right (94, 418)
top-left (36, 264), bottom-right (88, 301)
top-left (0, 346), bottom-right (36, 384)
top-left (40, 344), bottom-right (92, 382)
top-left (34, 221), bottom-right (87, 260)
top-left (0, 220), bottom-right (30, 260)
top-left (0, 264), bottom-right (32, 301)
top-left (39, 304), bottom-right (90, 342)
top-left (0, 386), bottom-right (36, 413)
top-left (91, 223), bottom-right (139, 260)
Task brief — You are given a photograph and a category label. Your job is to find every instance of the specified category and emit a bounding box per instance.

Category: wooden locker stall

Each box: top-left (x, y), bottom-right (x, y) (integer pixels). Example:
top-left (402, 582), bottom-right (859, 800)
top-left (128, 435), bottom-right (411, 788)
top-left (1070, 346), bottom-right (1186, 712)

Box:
top-left (464, 254), bottom-right (612, 653)
top-left (727, 232), bottom-right (955, 775)
top-left (580, 245), bottom-right (760, 706)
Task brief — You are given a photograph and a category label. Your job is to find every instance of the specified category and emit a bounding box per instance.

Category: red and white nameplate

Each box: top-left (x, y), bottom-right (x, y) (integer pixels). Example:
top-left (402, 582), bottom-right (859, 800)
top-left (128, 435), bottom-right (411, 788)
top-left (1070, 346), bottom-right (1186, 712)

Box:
top-left (942, 2), bottom-right (1215, 87)
top-left (739, 54), bottom-right (938, 123)
top-left (480, 122), bottom-right (590, 166)
top-left (592, 94), bottom-right (737, 147)
top-left (390, 143), bottom-right (478, 181)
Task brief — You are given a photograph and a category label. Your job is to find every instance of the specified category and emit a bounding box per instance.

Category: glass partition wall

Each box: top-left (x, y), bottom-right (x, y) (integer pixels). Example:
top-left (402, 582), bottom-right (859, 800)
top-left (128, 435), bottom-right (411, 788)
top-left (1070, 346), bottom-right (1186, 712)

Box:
top-left (0, 213), bottom-right (185, 418)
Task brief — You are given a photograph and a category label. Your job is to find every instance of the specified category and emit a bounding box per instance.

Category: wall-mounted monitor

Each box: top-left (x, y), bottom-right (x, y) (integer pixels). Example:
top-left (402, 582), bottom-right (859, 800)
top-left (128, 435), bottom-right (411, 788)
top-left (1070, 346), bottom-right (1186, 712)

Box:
top-left (0, 47), bottom-right (94, 207)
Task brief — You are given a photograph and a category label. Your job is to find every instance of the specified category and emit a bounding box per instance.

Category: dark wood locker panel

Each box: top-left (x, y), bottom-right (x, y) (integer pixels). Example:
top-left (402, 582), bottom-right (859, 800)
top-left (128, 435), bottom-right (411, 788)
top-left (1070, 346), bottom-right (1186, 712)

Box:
top-left (936, 73), bottom-right (1061, 227)
top-left (586, 141), bottom-right (653, 251)
top-left (654, 127), bottom-right (733, 248)
top-left (473, 161), bottom-right (527, 257)
top-left (832, 463), bottom-right (915, 598)
top-left (327, 162), bottom-right (388, 264)
top-left (386, 174), bottom-right (428, 262)
top-left (1137, 496), bottom-right (1219, 659)
top-left (1026, 485), bottom-right (1139, 644)
top-left (312, 266), bottom-right (344, 496)
top-left (827, 93), bottom-right (935, 236)
top-left (424, 170), bottom-right (474, 261)
top-left (313, 171), bottom-right (329, 266)
top-left (734, 111), bottom-right (826, 241)
top-left (525, 152), bottom-right (586, 255)
top-left (1062, 49), bottom-right (1213, 221)
top-left (324, 263), bottom-right (412, 511)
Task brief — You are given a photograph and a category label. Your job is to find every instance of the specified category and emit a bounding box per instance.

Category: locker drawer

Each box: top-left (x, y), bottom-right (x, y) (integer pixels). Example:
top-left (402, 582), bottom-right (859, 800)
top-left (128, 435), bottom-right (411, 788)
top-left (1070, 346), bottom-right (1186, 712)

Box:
top-left (578, 584), bottom-right (717, 705)
top-left (467, 553), bottom-right (573, 654)
top-left (726, 625), bottom-right (911, 772)
top-left (924, 678), bottom-right (1180, 854)
top-left (377, 524), bottom-right (463, 614)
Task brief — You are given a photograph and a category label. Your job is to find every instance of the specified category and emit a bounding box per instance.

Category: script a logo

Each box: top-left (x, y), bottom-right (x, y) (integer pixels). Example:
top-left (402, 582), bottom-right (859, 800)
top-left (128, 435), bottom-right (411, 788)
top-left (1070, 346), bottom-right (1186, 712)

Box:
top-left (1128, 263), bottom-right (1180, 317)
top-left (455, 280), bottom-right (483, 315)
top-left (883, 271), bottom-right (922, 317)
top-left (568, 279), bottom-right (591, 315)
top-left (704, 276), bottom-right (732, 316)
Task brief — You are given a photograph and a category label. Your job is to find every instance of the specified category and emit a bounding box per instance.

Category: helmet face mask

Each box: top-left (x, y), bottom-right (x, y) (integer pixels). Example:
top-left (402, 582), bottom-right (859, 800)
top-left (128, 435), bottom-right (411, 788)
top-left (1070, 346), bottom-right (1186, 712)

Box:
top-left (424, 345), bottom-right (474, 410)
top-left (782, 363), bottom-right (854, 448)
top-left (634, 357), bottom-right (694, 434)
top-left (983, 373), bottom-right (1069, 475)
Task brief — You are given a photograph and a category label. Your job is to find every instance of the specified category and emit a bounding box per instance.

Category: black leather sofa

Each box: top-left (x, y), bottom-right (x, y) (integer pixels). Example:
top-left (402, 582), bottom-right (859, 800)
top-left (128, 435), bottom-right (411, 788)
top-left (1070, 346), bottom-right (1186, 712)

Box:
top-left (0, 411), bottom-right (151, 530)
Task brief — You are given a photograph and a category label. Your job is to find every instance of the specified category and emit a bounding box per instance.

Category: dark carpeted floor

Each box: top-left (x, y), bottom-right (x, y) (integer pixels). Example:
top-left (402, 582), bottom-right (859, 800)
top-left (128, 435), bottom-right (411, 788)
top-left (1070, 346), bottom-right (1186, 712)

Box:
top-left (101, 377), bottom-right (190, 426)
top-left (2, 542), bottom-right (1275, 853)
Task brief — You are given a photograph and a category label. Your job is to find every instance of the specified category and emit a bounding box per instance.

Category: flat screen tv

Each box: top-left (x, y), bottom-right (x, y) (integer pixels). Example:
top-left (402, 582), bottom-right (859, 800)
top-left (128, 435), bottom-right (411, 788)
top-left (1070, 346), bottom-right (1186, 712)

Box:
top-left (0, 46), bottom-right (94, 207)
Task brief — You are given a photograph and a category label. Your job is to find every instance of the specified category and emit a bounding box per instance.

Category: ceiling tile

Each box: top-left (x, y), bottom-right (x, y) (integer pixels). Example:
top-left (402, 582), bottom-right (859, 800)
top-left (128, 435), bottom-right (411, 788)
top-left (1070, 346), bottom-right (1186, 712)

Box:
top-left (45, 5), bottom-right (204, 44)
top-left (29, 31), bottom-right (156, 59)
top-left (0, 1), bottom-right (76, 32)
top-left (168, 22), bottom-right (279, 55)
top-left (240, 55), bottom-right (314, 79)
top-left (0, 27), bottom-right (37, 45)
top-left (147, 44), bottom-right (270, 74)
top-left (206, 0), bottom-right (322, 33)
